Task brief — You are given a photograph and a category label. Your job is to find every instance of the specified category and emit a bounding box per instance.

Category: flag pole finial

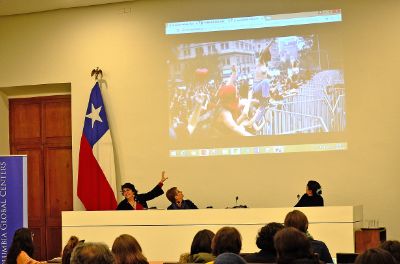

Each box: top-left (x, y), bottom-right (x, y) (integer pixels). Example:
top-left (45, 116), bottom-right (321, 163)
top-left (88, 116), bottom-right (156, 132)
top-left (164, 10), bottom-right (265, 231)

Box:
top-left (91, 67), bottom-right (103, 80)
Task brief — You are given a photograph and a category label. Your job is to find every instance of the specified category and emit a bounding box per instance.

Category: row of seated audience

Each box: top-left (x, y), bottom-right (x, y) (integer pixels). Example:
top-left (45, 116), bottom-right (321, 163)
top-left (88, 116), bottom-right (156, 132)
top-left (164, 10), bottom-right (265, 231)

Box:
top-left (6, 210), bottom-right (400, 264)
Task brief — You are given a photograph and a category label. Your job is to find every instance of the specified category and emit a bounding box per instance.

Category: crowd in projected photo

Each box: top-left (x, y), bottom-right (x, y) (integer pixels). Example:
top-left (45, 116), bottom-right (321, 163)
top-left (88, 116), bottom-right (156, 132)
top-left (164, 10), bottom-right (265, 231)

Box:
top-left (168, 35), bottom-right (346, 139)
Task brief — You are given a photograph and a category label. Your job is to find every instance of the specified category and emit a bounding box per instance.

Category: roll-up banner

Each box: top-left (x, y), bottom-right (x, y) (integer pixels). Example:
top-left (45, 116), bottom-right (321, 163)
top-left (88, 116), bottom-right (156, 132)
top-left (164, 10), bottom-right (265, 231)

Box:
top-left (0, 155), bottom-right (28, 254)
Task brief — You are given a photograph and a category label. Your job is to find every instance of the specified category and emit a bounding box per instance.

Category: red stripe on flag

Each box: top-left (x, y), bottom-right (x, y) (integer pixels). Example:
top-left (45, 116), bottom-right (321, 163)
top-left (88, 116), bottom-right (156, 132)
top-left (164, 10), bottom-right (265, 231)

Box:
top-left (77, 135), bottom-right (117, 210)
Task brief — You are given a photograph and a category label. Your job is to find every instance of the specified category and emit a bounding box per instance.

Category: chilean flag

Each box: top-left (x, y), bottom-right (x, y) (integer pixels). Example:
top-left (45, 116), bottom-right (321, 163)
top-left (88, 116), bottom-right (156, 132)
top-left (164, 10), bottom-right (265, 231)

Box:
top-left (77, 82), bottom-right (117, 210)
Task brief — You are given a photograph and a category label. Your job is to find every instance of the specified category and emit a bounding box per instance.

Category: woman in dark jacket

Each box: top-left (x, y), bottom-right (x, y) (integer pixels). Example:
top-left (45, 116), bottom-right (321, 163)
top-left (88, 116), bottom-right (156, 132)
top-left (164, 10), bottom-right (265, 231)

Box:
top-left (295, 180), bottom-right (324, 207)
top-left (116, 171), bottom-right (168, 210)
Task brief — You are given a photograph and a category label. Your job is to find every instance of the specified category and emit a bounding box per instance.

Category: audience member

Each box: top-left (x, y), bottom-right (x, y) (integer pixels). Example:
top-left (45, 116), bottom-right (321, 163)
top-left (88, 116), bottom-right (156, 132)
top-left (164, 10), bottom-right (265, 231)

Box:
top-left (212, 227), bottom-right (242, 257)
top-left (274, 227), bottom-right (320, 264)
top-left (116, 171), bottom-right (168, 210)
top-left (187, 230), bottom-right (216, 263)
top-left (166, 187), bottom-right (198, 210)
top-left (180, 229), bottom-right (215, 263)
top-left (242, 222), bottom-right (284, 263)
top-left (284, 210), bottom-right (333, 263)
top-left (70, 242), bottom-right (114, 264)
top-left (6, 227), bottom-right (46, 264)
top-left (112, 234), bottom-right (148, 264)
top-left (295, 180), bottom-right (324, 207)
top-left (380, 240), bottom-right (400, 263)
top-left (215, 253), bottom-right (247, 264)
top-left (354, 248), bottom-right (396, 264)
top-left (62, 236), bottom-right (80, 264)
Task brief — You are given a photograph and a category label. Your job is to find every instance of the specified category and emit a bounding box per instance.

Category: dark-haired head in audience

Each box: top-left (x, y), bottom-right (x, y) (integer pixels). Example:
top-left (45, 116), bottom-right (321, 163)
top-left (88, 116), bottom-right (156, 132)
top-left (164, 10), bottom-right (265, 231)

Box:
top-left (212, 227), bottom-right (242, 256)
top-left (215, 252), bottom-right (247, 264)
top-left (284, 210), bottom-right (333, 263)
top-left (274, 227), bottom-right (319, 264)
top-left (6, 227), bottom-right (38, 264)
top-left (112, 234), bottom-right (148, 264)
top-left (242, 222), bottom-right (284, 263)
top-left (71, 242), bottom-right (114, 264)
top-left (62, 236), bottom-right (80, 264)
top-left (187, 229), bottom-right (215, 263)
top-left (355, 248), bottom-right (397, 264)
top-left (380, 240), bottom-right (400, 263)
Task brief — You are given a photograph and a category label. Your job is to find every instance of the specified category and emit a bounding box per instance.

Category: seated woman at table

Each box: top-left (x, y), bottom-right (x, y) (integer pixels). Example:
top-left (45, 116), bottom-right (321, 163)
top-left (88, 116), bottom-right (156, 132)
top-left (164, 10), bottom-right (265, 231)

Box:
top-left (295, 180), bottom-right (324, 207)
top-left (116, 171), bottom-right (168, 210)
top-left (166, 187), bottom-right (198, 210)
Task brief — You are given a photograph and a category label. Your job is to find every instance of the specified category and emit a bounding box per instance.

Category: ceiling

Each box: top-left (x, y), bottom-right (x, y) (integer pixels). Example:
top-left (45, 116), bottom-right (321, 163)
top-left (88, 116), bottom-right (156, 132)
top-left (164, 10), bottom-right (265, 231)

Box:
top-left (0, 0), bottom-right (136, 17)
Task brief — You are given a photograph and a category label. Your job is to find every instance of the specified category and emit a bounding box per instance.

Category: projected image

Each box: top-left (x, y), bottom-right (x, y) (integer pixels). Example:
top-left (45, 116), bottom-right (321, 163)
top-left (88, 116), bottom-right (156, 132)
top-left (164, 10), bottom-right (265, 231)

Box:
top-left (168, 35), bottom-right (345, 140)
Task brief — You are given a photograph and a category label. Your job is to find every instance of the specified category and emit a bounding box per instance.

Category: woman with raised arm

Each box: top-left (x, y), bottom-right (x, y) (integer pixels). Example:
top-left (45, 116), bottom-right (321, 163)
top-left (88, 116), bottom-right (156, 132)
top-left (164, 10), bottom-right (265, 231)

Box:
top-left (116, 171), bottom-right (168, 210)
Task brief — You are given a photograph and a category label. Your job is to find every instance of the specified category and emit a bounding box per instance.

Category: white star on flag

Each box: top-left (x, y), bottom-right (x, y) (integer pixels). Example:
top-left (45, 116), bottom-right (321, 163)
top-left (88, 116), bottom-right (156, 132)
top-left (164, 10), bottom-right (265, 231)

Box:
top-left (86, 104), bottom-right (103, 128)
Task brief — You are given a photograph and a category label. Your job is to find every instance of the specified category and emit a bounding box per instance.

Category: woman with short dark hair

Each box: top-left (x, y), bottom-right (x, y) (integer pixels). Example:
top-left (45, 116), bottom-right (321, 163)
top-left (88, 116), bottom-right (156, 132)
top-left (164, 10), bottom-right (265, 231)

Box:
top-left (116, 171), bottom-right (168, 210)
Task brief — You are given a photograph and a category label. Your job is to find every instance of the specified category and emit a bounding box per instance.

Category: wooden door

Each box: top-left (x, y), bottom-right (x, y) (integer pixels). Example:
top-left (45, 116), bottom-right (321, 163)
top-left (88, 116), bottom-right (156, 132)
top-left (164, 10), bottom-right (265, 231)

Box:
top-left (9, 95), bottom-right (72, 260)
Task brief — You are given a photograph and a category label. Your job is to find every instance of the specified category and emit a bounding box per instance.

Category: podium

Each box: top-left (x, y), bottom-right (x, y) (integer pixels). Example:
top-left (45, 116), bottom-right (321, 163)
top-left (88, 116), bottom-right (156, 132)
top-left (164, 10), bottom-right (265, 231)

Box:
top-left (355, 228), bottom-right (386, 253)
top-left (62, 206), bottom-right (362, 261)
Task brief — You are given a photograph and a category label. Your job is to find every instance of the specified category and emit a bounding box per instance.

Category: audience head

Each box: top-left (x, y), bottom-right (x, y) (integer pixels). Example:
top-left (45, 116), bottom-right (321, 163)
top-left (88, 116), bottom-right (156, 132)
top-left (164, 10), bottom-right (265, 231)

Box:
top-left (6, 228), bottom-right (35, 264)
top-left (355, 248), bottom-right (397, 264)
top-left (166, 187), bottom-right (183, 204)
top-left (62, 236), bottom-right (80, 264)
top-left (215, 252), bottom-right (247, 264)
top-left (112, 234), bottom-right (148, 264)
top-left (71, 242), bottom-right (114, 264)
top-left (274, 227), bottom-right (316, 264)
top-left (212, 227), bottom-right (242, 256)
top-left (256, 222), bottom-right (284, 253)
top-left (380, 240), bottom-right (400, 263)
top-left (190, 229), bottom-right (215, 255)
top-left (306, 180), bottom-right (322, 196)
top-left (284, 210), bottom-right (308, 233)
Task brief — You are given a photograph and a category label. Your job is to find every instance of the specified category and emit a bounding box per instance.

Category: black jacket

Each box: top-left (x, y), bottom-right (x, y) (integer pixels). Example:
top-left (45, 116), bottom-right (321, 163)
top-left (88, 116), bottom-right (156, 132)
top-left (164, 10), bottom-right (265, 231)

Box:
top-left (167, 199), bottom-right (198, 210)
top-left (116, 183), bottom-right (164, 210)
top-left (310, 239), bottom-right (333, 264)
top-left (241, 249), bottom-right (277, 263)
top-left (295, 194), bottom-right (324, 207)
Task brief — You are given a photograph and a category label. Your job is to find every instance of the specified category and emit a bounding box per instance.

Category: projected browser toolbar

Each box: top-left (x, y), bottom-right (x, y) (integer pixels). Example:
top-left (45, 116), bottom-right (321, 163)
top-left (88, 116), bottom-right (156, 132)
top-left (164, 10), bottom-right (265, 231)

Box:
top-left (166, 9), bottom-right (342, 35)
top-left (169, 142), bottom-right (347, 158)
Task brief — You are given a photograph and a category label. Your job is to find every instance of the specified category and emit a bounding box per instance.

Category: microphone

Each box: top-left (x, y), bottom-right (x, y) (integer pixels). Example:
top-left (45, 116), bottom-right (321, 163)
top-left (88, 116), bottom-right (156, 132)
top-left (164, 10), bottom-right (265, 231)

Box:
top-left (235, 196), bottom-right (239, 206)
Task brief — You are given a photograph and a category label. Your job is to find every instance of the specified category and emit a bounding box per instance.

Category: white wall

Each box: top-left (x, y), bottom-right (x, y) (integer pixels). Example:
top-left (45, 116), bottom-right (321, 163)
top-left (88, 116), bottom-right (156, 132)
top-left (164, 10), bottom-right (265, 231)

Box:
top-left (0, 0), bottom-right (399, 240)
